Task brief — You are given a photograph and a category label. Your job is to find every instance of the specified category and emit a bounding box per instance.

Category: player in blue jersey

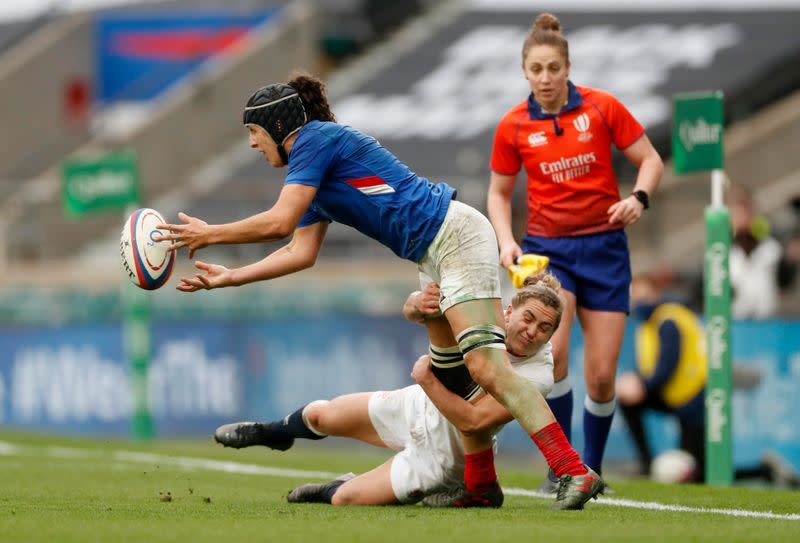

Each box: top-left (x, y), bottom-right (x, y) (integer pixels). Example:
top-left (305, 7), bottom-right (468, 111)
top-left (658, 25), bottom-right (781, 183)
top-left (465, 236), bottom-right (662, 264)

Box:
top-left (157, 71), bottom-right (603, 509)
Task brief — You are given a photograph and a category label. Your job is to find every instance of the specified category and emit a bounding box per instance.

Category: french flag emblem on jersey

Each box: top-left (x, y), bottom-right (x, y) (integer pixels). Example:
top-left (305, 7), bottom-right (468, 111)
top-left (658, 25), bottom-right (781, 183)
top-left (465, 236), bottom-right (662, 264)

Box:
top-left (345, 176), bottom-right (396, 195)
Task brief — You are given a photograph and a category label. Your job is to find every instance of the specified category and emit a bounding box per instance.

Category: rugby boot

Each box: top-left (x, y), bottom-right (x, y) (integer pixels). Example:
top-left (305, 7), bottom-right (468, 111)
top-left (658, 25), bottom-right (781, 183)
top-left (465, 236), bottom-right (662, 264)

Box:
top-left (552, 466), bottom-right (604, 510)
top-left (421, 482), bottom-right (466, 507)
top-left (287, 473), bottom-right (356, 503)
top-left (422, 481), bottom-right (503, 508)
top-left (214, 422), bottom-right (294, 451)
top-left (536, 470), bottom-right (559, 495)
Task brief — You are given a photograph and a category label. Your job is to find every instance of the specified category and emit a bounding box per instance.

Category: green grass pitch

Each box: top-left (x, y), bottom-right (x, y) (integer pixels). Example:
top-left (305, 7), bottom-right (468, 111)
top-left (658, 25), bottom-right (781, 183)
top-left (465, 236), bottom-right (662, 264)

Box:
top-left (1, 431), bottom-right (797, 542)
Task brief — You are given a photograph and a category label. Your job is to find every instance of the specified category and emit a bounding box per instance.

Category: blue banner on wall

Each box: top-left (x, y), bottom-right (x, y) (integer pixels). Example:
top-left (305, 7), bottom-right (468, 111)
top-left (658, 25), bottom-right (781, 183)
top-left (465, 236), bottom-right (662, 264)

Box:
top-left (0, 316), bottom-right (798, 470)
top-left (0, 316), bottom-right (428, 438)
top-left (95, 10), bottom-right (277, 103)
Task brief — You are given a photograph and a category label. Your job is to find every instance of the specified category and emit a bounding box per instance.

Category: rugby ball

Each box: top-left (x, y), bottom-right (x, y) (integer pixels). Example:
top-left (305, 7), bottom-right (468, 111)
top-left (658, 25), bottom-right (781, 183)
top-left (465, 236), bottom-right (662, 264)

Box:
top-left (651, 449), bottom-right (697, 484)
top-left (120, 208), bottom-right (175, 290)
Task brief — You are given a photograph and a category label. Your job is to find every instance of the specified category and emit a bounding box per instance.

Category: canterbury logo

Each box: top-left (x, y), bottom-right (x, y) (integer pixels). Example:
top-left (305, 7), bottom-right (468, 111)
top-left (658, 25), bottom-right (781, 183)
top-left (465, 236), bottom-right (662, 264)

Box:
top-left (573, 113), bottom-right (590, 132)
top-left (345, 176), bottom-right (395, 195)
top-left (528, 131), bottom-right (547, 147)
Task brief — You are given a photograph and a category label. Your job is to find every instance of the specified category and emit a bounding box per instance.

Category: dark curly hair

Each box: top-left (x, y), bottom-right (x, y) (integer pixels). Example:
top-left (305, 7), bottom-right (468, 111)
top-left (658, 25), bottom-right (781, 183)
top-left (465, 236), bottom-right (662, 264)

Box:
top-left (288, 70), bottom-right (336, 122)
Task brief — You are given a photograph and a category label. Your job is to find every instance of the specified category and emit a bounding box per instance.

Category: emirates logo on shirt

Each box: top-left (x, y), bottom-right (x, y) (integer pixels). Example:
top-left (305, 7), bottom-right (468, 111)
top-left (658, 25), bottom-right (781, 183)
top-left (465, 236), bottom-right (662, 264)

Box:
top-left (540, 152), bottom-right (597, 183)
top-left (573, 113), bottom-right (593, 142)
top-left (528, 131), bottom-right (548, 147)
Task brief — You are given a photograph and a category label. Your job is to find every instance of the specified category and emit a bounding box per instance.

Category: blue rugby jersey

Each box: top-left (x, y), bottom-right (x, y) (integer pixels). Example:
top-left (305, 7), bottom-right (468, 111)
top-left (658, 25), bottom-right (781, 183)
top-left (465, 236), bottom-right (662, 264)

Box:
top-left (284, 121), bottom-right (456, 262)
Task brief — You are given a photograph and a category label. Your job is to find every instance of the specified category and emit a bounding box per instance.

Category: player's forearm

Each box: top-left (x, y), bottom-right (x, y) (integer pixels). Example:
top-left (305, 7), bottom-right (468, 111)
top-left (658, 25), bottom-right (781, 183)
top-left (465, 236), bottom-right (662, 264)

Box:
top-left (486, 191), bottom-right (517, 249)
top-left (632, 151), bottom-right (664, 199)
top-left (417, 376), bottom-right (481, 433)
top-left (229, 242), bottom-right (314, 286)
top-left (209, 210), bottom-right (294, 245)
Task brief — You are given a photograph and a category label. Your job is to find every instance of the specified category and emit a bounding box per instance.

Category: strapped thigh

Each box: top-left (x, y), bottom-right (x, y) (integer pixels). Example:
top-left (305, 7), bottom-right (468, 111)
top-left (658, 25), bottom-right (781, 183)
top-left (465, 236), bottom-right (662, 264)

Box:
top-left (456, 324), bottom-right (506, 356)
top-left (429, 344), bottom-right (481, 400)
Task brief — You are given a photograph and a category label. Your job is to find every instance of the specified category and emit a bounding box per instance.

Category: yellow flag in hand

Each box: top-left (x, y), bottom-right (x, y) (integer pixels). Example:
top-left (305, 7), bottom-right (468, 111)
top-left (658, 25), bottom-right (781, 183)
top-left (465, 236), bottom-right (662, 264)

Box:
top-left (507, 254), bottom-right (550, 289)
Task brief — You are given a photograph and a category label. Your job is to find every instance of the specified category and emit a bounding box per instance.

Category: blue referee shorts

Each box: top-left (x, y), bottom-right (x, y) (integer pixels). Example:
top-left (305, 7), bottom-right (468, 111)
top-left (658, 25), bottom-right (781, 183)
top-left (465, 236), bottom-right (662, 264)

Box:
top-left (521, 229), bottom-right (631, 313)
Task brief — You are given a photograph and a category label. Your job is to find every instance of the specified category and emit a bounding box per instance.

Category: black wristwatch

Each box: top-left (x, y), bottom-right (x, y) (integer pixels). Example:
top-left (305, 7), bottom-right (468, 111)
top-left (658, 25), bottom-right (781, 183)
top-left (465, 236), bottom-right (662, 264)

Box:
top-left (632, 190), bottom-right (650, 210)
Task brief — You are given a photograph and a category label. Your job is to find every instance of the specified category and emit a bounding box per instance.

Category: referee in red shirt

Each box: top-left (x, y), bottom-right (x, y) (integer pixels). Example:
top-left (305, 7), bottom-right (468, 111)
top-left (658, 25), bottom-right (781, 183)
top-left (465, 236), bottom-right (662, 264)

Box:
top-left (487, 12), bottom-right (664, 491)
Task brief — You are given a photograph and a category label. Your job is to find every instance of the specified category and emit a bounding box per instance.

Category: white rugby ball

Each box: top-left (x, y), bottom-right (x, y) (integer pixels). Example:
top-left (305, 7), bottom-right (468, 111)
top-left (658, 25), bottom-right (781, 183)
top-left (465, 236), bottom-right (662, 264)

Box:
top-left (651, 449), bottom-right (697, 484)
top-left (120, 208), bottom-right (175, 290)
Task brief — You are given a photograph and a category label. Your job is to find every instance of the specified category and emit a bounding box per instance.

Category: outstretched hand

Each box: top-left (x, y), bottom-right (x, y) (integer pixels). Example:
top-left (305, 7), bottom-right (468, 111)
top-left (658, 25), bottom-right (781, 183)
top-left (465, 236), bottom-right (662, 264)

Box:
top-left (176, 261), bottom-right (234, 292)
top-left (157, 212), bottom-right (211, 259)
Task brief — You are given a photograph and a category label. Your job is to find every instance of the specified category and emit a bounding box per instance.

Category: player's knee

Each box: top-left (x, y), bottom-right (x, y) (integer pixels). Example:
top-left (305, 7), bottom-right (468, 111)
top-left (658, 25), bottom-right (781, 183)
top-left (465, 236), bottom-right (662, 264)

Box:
top-left (552, 353), bottom-right (570, 375)
top-left (330, 484), bottom-right (364, 506)
top-left (330, 488), bottom-right (351, 506)
top-left (303, 400), bottom-right (331, 433)
top-left (586, 370), bottom-right (616, 398)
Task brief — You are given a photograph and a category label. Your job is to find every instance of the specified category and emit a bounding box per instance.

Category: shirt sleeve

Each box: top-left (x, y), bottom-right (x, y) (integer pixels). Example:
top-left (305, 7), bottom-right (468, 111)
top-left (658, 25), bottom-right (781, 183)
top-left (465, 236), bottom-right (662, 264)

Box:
top-left (296, 205), bottom-right (327, 228)
top-left (489, 112), bottom-right (522, 175)
top-left (603, 93), bottom-right (645, 150)
top-left (284, 129), bottom-right (337, 188)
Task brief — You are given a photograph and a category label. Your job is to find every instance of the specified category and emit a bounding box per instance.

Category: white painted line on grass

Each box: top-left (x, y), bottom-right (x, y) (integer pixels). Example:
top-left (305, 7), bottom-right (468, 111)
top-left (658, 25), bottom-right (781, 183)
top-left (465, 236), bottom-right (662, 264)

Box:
top-left (2, 440), bottom-right (798, 521)
top-left (113, 450), bottom-right (340, 480)
top-left (504, 488), bottom-right (800, 521)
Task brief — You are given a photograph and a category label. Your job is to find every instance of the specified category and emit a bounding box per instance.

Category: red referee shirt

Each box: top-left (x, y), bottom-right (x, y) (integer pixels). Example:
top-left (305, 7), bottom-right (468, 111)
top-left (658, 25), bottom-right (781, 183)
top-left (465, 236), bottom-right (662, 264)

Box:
top-left (491, 83), bottom-right (644, 238)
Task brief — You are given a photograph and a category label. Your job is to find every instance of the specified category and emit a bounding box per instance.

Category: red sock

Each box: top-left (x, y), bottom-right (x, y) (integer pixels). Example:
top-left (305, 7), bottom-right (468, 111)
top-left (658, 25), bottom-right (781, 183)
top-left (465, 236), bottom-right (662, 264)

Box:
top-left (464, 448), bottom-right (497, 494)
top-left (532, 422), bottom-right (588, 478)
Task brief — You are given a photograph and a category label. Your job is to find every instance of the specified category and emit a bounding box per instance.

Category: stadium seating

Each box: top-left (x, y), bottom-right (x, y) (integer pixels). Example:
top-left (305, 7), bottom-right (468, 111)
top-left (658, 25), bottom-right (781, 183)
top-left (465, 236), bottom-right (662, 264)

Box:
top-left (1, 1), bottom-right (800, 315)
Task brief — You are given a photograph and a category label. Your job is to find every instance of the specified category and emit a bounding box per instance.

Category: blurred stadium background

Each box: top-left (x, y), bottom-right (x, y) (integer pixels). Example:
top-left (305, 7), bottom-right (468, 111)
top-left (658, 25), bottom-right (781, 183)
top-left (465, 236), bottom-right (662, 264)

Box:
top-left (1, 0), bottom-right (799, 483)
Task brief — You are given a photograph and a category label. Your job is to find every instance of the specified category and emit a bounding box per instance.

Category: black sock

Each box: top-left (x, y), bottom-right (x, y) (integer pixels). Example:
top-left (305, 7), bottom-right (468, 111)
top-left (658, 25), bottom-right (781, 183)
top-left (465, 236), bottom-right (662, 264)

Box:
top-left (271, 405), bottom-right (326, 441)
top-left (322, 479), bottom-right (348, 503)
top-left (431, 363), bottom-right (480, 400)
top-left (429, 344), bottom-right (479, 400)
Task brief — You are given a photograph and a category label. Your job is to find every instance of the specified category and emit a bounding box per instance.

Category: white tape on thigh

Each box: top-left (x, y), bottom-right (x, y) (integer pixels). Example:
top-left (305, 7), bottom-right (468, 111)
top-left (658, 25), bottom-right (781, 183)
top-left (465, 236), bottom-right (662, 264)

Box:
top-left (456, 324), bottom-right (506, 356)
top-left (429, 344), bottom-right (464, 368)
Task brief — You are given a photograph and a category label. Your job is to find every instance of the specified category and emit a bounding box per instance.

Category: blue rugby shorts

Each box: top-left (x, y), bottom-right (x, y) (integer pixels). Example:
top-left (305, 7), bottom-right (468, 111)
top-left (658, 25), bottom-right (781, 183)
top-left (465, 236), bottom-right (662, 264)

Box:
top-left (521, 229), bottom-right (631, 313)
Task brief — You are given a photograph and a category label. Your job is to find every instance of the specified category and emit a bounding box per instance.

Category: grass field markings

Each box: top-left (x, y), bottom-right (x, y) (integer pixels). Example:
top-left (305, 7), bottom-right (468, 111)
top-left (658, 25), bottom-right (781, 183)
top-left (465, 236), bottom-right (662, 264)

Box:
top-left (1, 441), bottom-right (337, 479)
top-left (112, 450), bottom-right (340, 480)
top-left (0, 441), bottom-right (21, 455)
top-left (504, 488), bottom-right (800, 521)
top-left (45, 446), bottom-right (100, 459)
top-left (2, 440), bottom-right (798, 521)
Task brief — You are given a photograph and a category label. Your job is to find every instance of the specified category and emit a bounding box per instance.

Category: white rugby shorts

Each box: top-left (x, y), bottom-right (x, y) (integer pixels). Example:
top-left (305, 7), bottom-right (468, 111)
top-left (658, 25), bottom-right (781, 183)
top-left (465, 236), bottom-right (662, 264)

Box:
top-left (368, 386), bottom-right (465, 503)
top-left (418, 200), bottom-right (502, 313)
top-left (366, 353), bottom-right (554, 504)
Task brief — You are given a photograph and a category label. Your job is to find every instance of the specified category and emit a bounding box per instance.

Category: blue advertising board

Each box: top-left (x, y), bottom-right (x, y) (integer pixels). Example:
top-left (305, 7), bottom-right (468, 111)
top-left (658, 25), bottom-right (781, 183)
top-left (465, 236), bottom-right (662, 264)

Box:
top-left (95, 10), bottom-right (276, 103)
top-left (0, 316), bottom-right (428, 438)
top-left (0, 316), bottom-right (798, 469)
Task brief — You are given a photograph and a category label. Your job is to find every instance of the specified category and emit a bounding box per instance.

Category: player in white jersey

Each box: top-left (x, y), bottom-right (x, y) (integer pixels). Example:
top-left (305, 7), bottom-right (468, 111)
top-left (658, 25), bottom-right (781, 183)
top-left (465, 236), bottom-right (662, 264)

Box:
top-left (215, 273), bottom-right (561, 505)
